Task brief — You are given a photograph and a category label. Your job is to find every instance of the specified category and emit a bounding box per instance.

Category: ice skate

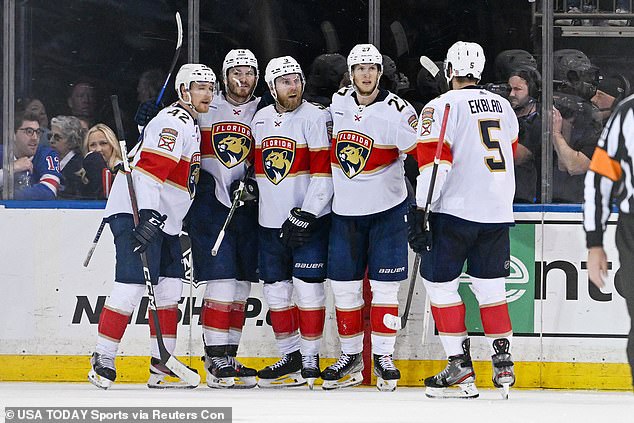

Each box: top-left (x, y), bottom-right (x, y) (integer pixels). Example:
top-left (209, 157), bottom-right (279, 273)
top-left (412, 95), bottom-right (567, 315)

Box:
top-left (227, 355), bottom-right (257, 389)
top-left (373, 354), bottom-right (401, 392)
top-left (257, 350), bottom-right (306, 388)
top-left (147, 357), bottom-right (198, 389)
top-left (301, 354), bottom-right (321, 390)
top-left (321, 353), bottom-right (364, 390)
top-left (424, 339), bottom-right (479, 399)
top-left (88, 352), bottom-right (116, 390)
top-left (491, 338), bottom-right (515, 400)
top-left (204, 346), bottom-right (236, 389)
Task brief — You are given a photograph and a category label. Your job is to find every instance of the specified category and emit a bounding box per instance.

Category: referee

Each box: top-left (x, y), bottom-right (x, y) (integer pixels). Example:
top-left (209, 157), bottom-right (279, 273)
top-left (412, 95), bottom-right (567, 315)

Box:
top-left (583, 94), bottom-right (634, 390)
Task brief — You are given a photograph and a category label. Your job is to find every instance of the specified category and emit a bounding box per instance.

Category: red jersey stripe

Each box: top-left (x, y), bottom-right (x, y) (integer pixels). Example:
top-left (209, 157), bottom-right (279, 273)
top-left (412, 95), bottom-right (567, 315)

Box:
top-left (417, 140), bottom-right (453, 169)
top-left (136, 149), bottom-right (179, 182)
top-left (310, 148), bottom-right (331, 175)
top-left (200, 129), bottom-right (214, 157)
top-left (166, 156), bottom-right (192, 189)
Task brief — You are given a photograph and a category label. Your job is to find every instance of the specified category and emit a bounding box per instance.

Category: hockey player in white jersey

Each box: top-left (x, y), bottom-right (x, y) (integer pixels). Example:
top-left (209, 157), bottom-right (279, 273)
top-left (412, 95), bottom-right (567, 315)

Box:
top-left (88, 64), bottom-right (215, 390)
top-left (410, 41), bottom-right (519, 399)
top-left (323, 44), bottom-right (419, 392)
top-left (190, 49), bottom-right (260, 389)
top-left (252, 56), bottom-right (333, 389)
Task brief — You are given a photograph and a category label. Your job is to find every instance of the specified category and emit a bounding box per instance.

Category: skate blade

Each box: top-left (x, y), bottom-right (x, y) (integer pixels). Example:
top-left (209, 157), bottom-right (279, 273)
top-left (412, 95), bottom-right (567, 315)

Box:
top-left (232, 376), bottom-right (257, 389)
top-left (205, 373), bottom-right (235, 389)
top-left (376, 377), bottom-right (398, 392)
top-left (88, 370), bottom-right (112, 390)
top-left (322, 372), bottom-right (363, 390)
top-left (147, 373), bottom-right (197, 389)
top-left (306, 378), bottom-right (316, 390)
top-left (500, 383), bottom-right (511, 400)
top-left (258, 372), bottom-right (306, 388)
top-left (425, 383), bottom-right (479, 399)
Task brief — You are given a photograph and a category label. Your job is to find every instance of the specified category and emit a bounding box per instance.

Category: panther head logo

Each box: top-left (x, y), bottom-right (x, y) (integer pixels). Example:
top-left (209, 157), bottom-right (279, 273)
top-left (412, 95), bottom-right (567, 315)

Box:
top-left (264, 150), bottom-right (292, 184)
top-left (336, 134), bottom-right (372, 179)
top-left (216, 135), bottom-right (250, 167)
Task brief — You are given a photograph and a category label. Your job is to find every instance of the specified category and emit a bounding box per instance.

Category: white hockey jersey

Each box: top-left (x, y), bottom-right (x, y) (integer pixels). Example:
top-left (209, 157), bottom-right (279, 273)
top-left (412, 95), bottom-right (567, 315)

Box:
top-left (416, 86), bottom-right (518, 224)
top-left (252, 100), bottom-right (333, 228)
top-left (104, 103), bottom-right (201, 235)
top-left (329, 88), bottom-right (418, 216)
top-left (198, 93), bottom-right (260, 207)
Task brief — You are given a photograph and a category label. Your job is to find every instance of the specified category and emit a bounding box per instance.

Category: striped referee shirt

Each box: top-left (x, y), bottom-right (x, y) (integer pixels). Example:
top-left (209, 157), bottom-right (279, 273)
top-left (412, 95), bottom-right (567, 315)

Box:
top-left (583, 94), bottom-right (634, 248)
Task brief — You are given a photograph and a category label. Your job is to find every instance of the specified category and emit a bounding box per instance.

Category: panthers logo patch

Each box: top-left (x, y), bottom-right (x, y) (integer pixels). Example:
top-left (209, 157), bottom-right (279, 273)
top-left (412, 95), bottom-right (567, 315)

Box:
top-left (212, 122), bottom-right (252, 168)
top-left (188, 152), bottom-right (201, 199)
top-left (420, 107), bottom-right (434, 136)
top-left (262, 137), bottom-right (295, 185)
top-left (335, 130), bottom-right (373, 179)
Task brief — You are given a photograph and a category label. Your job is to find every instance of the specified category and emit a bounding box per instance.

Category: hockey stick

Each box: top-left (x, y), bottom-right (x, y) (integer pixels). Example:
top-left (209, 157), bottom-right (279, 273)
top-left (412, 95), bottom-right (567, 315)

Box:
top-left (211, 166), bottom-right (255, 256)
top-left (127, 11), bottom-right (183, 159)
top-left (111, 95), bottom-right (200, 387)
top-left (383, 102), bottom-right (451, 331)
top-left (83, 218), bottom-right (106, 267)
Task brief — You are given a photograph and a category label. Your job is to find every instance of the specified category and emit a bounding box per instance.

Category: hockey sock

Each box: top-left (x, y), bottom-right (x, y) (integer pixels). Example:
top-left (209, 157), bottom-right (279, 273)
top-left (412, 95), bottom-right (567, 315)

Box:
top-left (470, 277), bottom-right (513, 351)
top-left (369, 280), bottom-right (399, 355)
top-left (149, 277), bottom-right (182, 358)
top-left (202, 279), bottom-right (236, 347)
top-left (293, 277), bottom-right (326, 356)
top-left (423, 278), bottom-right (467, 357)
top-left (331, 279), bottom-right (364, 355)
top-left (228, 280), bottom-right (251, 346)
top-left (263, 281), bottom-right (300, 355)
top-left (96, 282), bottom-right (145, 358)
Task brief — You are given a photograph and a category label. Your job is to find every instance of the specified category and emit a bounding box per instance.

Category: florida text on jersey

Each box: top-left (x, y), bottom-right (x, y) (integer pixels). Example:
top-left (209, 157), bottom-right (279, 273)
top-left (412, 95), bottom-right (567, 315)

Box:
top-left (330, 87), bottom-right (418, 216)
top-left (198, 93), bottom-right (260, 207)
top-left (252, 100), bottom-right (332, 228)
top-left (104, 104), bottom-right (201, 235)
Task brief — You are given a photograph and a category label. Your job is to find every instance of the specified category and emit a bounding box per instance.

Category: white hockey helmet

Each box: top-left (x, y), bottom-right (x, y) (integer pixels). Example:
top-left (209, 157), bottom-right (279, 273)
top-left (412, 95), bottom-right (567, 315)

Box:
top-left (347, 43), bottom-right (383, 76)
top-left (222, 49), bottom-right (259, 87)
top-left (444, 41), bottom-right (485, 83)
top-left (175, 63), bottom-right (216, 104)
top-left (264, 56), bottom-right (305, 100)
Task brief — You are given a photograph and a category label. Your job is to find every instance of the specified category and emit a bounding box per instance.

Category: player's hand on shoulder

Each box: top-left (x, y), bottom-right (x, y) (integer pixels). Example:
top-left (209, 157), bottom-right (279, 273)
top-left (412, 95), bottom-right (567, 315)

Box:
top-left (408, 207), bottom-right (432, 253)
top-left (132, 209), bottom-right (167, 253)
top-left (279, 207), bottom-right (317, 249)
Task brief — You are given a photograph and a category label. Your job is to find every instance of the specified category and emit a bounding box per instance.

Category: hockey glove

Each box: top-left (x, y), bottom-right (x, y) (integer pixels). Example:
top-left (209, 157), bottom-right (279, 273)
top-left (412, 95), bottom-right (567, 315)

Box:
top-left (134, 99), bottom-right (161, 127)
top-left (229, 178), bottom-right (258, 207)
top-left (132, 209), bottom-right (167, 253)
top-left (279, 207), bottom-right (317, 249)
top-left (408, 207), bottom-right (433, 254)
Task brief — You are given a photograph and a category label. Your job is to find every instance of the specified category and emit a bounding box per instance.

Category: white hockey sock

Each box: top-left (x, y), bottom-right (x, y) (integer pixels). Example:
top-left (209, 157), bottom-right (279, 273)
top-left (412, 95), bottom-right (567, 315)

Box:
top-left (228, 280), bottom-right (252, 346)
top-left (331, 279), bottom-right (364, 355)
top-left (202, 279), bottom-right (236, 347)
top-left (150, 277), bottom-right (182, 359)
top-left (263, 281), bottom-right (300, 355)
top-left (293, 277), bottom-right (326, 357)
top-left (370, 280), bottom-right (399, 356)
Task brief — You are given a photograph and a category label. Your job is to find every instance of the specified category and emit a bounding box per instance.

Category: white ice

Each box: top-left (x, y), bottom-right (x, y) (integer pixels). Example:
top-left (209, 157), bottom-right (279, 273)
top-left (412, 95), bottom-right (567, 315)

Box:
top-left (1, 383), bottom-right (633, 423)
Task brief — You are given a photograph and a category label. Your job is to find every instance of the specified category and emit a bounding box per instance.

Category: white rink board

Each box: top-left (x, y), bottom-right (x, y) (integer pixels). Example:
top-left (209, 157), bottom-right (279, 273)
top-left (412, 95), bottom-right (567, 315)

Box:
top-left (0, 207), bottom-right (629, 364)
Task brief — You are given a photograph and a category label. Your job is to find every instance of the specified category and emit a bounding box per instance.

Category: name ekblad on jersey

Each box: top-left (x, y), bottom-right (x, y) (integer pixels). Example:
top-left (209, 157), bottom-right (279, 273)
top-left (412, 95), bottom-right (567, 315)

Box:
top-left (335, 130), bottom-right (373, 179)
top-left (262, 136), bottom-right (296, 185)
top-left (188, 152), bottom-right (201, 198)
top-left (211, 122), bottom-right (252, 168)
top-left (158, 127), bottom-right (178, 152)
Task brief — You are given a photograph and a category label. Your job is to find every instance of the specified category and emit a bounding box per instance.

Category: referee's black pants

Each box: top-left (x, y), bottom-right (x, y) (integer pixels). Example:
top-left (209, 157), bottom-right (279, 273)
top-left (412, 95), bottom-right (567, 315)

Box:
top-left (615, 213), bottom-right (634, 389)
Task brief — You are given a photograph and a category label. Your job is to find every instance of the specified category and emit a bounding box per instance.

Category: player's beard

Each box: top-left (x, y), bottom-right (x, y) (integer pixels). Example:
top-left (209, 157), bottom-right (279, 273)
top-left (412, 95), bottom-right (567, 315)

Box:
top-left (277, 91), bottom-right (302, 112)
top-left (227, 79), bottom-right (254, 104)
top-left (355, 79), bottom-right (379, 97)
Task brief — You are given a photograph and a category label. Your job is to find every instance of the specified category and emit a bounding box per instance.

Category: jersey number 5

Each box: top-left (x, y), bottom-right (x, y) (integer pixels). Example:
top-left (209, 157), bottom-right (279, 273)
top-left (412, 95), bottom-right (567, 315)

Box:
top-left (479, 119), bottom-right (506, 172)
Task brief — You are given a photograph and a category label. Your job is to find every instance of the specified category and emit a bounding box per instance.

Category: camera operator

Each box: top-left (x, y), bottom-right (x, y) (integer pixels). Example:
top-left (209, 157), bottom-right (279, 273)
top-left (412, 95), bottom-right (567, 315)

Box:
top-left (551, 50), bottom-right (603, 203)
top-left (508, 66), bottom-right (541, 203)
top-left (591, 74), bottom-right (630, 126)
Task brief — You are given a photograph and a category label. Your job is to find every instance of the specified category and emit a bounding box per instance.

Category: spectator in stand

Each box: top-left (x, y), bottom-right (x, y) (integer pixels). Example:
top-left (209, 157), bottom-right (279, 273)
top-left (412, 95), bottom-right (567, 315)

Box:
top-left (16, 97), bottom-right (51, 147)
top-left (508, 66), bottom-right (542, 203)
top-left (50, 115), bottom-right (86, 199)
top-left (304, 53), bottom-right (347, 107)
top-left (67, 78), bottom-right (98, 129)
top-left (79, 123), bottom-right (123, 199)
top-left (0, 110), bottom-right (61, 200)
top-left (134, 68), bottom-right (165, 128)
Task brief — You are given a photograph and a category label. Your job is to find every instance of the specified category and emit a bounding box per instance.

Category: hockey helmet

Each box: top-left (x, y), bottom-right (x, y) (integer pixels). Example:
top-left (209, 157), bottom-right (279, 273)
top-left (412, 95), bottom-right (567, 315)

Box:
top-left (444, 41), bottom-right (486, 83)
top-left (347, 43), bottom-right (383, 76)
top-left (264, 56), bottom-right (305, 100)
top-left (175, 63), bottom-right (216, 104)
top-left (222, 49), bottom-right (259, 88)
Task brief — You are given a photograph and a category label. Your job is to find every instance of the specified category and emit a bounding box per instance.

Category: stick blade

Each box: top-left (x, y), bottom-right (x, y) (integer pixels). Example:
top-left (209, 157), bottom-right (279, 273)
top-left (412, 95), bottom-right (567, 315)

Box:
top-left (175, 12), bottom-right (183, 49)
top-left (383, 313), bottom-right (402, 331)
top-left (165, 356), bottom-right (200, 387)
top-left (419, 56), bottom-right (440, 77)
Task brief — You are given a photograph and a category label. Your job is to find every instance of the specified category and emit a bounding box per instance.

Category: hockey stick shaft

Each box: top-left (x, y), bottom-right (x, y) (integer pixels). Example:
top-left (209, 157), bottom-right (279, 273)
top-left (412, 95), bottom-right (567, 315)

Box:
top-left (211, 166), bottom-right (255, 256)
top-left (384, 103), bottom-right (451, 331)
top-left (111, 95), bottom-right (199, 386)
top-left (83, 218), bottom-right (106, 267)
